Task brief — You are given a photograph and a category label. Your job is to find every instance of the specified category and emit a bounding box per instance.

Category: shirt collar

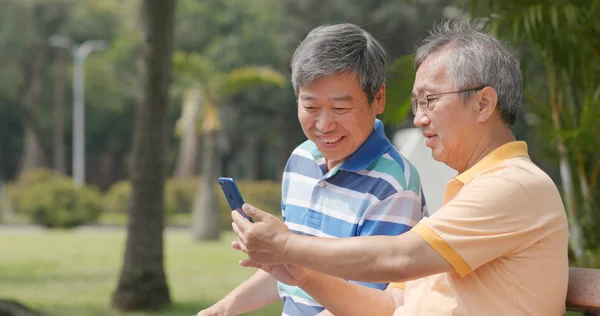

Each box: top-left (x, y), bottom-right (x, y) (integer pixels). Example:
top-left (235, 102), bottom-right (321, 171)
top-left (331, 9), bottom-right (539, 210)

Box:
top-left (340, 118), bottom-right (391, 172)
top-left (455, 141), bottom-right (529, 184)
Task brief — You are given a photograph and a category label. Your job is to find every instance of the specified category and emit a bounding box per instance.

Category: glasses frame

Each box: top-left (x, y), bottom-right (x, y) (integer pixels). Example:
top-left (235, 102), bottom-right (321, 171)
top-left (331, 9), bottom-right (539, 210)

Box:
top-left (411, 86), bottom-right (486, 115)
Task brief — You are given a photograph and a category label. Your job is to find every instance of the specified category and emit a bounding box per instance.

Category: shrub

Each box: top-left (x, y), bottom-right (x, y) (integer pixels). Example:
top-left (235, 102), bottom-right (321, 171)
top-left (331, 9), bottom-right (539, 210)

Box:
top-left (104, 177), bottom-right (198, 216)
top-left (5, 168), bottom-right (67, 214)
top-left (165, 177), bottom-right (198, 214)
top-left (19, 178), bottom-right (103, 228)
top-left (103, 180), bottom-right (130, 214)
top-left (102, 177), bottom-right (281, 230)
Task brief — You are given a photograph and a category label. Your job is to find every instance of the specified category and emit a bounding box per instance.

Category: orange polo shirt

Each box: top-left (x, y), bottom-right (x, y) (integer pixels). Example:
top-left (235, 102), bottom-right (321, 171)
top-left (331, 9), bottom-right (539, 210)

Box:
top-left (390, 141), bottom-right (569, 315)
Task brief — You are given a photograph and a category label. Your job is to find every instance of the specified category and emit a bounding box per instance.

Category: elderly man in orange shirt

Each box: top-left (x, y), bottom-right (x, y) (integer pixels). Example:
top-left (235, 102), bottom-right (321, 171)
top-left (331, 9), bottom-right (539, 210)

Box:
top-left (231, 18), bottom-right (569, 316)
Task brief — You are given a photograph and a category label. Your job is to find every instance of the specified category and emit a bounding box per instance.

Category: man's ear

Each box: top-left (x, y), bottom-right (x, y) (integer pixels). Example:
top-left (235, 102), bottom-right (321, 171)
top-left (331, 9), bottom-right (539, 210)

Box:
top-left (476, 86), bottom-right (498, 123)
top-left (373, 83), bottom-right (386, 114)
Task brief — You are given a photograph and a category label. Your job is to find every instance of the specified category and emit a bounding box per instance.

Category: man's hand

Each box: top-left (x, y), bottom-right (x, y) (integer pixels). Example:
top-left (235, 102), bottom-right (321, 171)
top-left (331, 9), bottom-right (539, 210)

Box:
top-left (231, 203), bottom-right (292, 264)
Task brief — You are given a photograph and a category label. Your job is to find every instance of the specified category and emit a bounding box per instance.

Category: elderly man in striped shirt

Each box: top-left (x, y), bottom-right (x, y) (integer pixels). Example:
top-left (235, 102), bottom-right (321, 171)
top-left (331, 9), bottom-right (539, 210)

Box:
top-left (197, 23), bottom-right (426, 316)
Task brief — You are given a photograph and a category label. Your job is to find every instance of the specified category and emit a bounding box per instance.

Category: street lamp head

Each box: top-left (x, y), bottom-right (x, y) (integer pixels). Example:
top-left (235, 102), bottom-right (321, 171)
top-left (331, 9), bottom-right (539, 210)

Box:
top-left (75, 39), bottom-right (108, 60)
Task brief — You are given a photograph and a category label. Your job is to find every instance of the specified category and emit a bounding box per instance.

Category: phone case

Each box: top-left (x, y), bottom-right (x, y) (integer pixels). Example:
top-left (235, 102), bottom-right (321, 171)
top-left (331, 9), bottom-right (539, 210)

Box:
top-left (218, 177), bottom-right (253, 222)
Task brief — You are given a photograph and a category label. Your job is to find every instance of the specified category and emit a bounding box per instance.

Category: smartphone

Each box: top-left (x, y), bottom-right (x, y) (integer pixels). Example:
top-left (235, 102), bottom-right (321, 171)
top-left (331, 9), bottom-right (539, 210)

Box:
top-left (218, 177), bottom-right (253, 222)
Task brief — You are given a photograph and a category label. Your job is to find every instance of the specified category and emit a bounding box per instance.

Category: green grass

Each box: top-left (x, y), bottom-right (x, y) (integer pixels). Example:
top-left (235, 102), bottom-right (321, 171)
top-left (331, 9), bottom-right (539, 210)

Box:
top-left (0, 229), bottom-right (282, 316)
top-left (98, 212), bottom-right (192, 227)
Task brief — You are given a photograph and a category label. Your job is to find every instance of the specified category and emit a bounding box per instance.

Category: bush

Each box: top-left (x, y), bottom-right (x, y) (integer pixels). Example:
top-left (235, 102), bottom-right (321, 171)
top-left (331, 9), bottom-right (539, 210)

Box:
top-left (165, 177), bottom-right (198, 214)
top-left (19, 178), bottom-right (103, 228)
top-left (103, 180), bottom-right (131, 214)
top-left (102, 177), bottom-right (281, 230)
top-left (5, 168), bottom-right (67, 214)
top-left (103, 177), bottom-right (198, 216)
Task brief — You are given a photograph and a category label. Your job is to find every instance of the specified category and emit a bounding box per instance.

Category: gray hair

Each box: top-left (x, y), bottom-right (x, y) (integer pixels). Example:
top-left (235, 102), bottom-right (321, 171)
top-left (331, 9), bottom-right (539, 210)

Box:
top-left (291, 23), bottom-right (388, 104)
top-left (414, 18), bottom-right (522, 126)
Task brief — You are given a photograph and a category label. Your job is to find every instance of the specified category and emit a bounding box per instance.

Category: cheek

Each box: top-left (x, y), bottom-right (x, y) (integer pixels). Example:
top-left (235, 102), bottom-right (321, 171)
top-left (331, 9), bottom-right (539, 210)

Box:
top-left (297, 112), bottom-right (312, 127)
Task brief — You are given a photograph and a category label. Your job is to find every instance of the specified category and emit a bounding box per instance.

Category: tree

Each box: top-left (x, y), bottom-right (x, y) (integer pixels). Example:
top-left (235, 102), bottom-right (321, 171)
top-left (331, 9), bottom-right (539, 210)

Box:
top-left (470, 0), bottom-right (600, 260)
top-left (172, 52), bottom-right (287, 240)
top-left (111, 0), bottom-right (176, 311)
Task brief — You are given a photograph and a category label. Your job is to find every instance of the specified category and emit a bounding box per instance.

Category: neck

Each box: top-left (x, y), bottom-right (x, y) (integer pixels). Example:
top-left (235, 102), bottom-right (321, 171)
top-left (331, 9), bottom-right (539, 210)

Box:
top-left (326, 159), bottom-right (343, 171)
top-left (456, 125), bottom-right (515, 174)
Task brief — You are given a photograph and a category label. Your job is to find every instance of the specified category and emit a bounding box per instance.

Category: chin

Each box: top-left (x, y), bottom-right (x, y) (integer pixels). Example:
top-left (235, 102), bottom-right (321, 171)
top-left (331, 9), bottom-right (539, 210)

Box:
top-left (430, 149), bottom-right (445, 163)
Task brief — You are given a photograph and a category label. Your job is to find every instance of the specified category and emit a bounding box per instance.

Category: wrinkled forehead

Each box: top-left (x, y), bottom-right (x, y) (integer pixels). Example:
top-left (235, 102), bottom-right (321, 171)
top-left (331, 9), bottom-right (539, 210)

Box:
top-left (413, 51), bottom-right (454, 95)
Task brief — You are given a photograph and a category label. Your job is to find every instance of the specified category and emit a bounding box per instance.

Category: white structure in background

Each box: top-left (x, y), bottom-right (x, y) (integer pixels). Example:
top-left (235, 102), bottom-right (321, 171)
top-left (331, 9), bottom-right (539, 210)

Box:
top-left (49, 35), bottom-right (107, 187)
top-left (393, 128), bottom-right (457, 215)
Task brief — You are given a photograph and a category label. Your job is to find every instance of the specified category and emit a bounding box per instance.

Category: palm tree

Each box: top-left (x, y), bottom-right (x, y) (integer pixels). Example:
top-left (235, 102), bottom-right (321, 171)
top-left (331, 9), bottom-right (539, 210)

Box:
top-left (111, 0), bottom-right (175, 311)
top-left (172, 52), bottom-right (287, 240)
top-left (472, 0), bottom-right (600, 260)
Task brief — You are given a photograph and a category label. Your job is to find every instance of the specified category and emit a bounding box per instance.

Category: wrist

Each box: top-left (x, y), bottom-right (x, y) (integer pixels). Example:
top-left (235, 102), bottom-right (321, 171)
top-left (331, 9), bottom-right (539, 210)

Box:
top-left (215, 297), bottom-right (236, 315)
top-left (298, 267), bottom-right (318, 289)
top-left (281, 232), bottom-right (296, 263)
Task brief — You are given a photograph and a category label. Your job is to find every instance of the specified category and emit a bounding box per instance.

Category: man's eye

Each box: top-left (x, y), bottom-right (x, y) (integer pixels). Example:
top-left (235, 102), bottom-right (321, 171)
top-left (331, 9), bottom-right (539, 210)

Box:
top-left (303, 105), bottom-right (318, 111)
top-left (334, 108), bottom-right (350, 114)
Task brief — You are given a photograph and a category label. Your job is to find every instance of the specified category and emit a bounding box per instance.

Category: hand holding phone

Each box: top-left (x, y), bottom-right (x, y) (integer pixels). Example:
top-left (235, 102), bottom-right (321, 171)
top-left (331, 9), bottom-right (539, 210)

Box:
top-left (218, 177), bottom-right (253, 222)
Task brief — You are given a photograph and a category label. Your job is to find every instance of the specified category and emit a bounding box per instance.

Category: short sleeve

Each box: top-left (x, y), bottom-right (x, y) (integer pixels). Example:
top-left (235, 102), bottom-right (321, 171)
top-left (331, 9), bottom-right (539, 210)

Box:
top-left (413, 173), bottom-right (543, 277)
top-left (387, 282), bottom-right (406, 289)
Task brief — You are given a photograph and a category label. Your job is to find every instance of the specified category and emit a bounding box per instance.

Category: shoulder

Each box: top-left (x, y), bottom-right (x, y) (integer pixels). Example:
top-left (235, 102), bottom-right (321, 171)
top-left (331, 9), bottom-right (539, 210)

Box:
top-left (365, 147), bottom-right (422, 195)
top-left (290, 139), bottom-right (317, 158)
top-left (284, 140), bottom-right (319, 171)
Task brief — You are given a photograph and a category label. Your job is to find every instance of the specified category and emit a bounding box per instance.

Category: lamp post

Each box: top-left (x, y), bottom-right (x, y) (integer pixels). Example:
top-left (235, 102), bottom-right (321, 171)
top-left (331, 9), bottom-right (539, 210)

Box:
top-left (49, 35), bottom-right (106, 187)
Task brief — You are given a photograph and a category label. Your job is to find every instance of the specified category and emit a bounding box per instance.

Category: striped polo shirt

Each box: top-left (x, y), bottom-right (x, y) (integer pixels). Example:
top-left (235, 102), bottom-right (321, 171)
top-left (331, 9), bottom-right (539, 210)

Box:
top-left (278, 119), bottom-right (427, 316)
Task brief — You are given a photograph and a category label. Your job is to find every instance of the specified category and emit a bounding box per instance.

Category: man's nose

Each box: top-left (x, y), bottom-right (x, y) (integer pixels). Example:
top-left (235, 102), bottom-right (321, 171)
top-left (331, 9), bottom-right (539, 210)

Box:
top-left (315, 109), bottom-right (335, 132)
top-left (413, 108), bottom-right (430, 127)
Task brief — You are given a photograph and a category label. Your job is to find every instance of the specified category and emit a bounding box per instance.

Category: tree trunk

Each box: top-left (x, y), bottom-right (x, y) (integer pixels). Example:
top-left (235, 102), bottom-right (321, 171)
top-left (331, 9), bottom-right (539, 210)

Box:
top-left (21, 123), bottom-right (46, 171)
top-left (192, 130), bottom-right (222, 240)
top-left (173, 88), bottom-right (201, 178)
top-left (555, 133), bottom-right (585, 260)
top-left (545, 56), bottom-right (585, 261)
top-left (52, 49), bottom-right (67, 174)
top-left (111, 0), bottom-right (175, 311)
top-left (276, 107), bottom-right (304, 181)
top-left (576, 153), bottom-right (596, 247)
top-left (19, 48), bottom-right (48, 173)
top-left (244, 134), bottom-right (259, 180)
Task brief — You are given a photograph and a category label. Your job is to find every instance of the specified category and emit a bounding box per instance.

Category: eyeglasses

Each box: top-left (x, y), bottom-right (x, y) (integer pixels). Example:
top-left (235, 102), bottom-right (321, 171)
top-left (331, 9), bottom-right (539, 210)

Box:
top-left (411, 86), bottom-right (486, 115)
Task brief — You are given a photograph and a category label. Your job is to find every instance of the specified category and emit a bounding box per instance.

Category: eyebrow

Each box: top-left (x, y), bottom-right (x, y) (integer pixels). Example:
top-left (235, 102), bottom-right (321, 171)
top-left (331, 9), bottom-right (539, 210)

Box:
top-left (299, 94), bottom-right (354, 102)
top-left (331, 94), bottom-right (353, 101)
top-left (299, 94), bottom-right (316, 101)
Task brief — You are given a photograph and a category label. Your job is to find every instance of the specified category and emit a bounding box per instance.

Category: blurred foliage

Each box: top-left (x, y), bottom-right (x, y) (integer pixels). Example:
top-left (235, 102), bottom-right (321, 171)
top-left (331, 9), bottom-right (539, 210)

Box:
top-left (102, 177), bottom-right (282, 231)
top-left (464, 0), bottom-right (600, 257)
top-left (5, 168), bottom-right (67, 214)
top-left (0, 0), bottom-right (454, 187)
top-left (380, 54), bottom-right (418, 127)
top-left (102, 179), bottom-right (130, 214)
top-left (18, 176), bottom-right (103, 228)
top-left (104, 177), bottom-right (198, 217)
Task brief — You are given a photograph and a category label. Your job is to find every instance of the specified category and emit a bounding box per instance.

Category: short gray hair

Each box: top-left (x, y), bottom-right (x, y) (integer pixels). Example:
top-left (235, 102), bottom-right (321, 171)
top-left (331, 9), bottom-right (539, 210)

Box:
top-left (291, 23), bottom-right (388, 104)
top-left (414, 18), bottom-right (522, 126)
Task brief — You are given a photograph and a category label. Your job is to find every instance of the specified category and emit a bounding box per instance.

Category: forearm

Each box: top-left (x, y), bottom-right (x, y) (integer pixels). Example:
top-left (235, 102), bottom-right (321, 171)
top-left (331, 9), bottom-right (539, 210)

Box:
top-left (301, 271), bottom-right (397, 316)
top-left (284, 234), bottom-right (411, 283)
top-left (217, 270), bottom-right (280, 314)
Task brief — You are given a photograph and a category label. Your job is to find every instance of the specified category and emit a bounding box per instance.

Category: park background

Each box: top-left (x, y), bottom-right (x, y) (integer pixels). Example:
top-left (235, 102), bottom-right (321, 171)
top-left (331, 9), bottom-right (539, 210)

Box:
top-left (0, 0), bottom-right (598, 315)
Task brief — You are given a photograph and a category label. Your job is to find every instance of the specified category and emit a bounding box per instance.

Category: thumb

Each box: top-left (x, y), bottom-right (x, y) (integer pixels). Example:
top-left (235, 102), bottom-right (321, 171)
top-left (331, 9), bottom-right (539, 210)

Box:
top-left (242, 203), bottom-right (268, 221)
